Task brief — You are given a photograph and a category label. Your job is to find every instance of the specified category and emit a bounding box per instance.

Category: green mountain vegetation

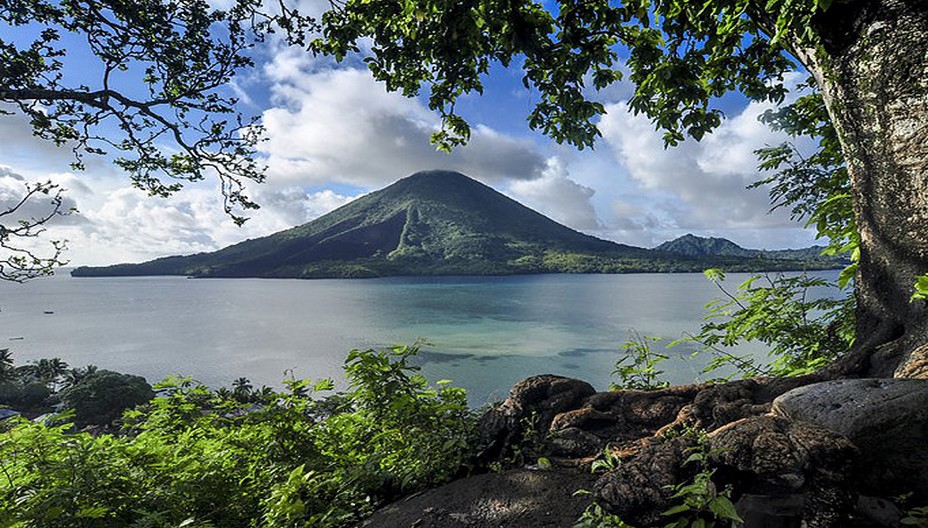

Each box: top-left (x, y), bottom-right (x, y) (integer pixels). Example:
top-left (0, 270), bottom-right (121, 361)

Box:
top-left (656, 234), bottom-right (847, 266)
top-left (72, 171), bottom-right (841, 279)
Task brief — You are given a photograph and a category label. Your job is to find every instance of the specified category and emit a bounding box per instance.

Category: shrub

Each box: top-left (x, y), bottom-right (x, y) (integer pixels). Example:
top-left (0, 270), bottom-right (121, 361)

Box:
top-left (61, 370), bottom-right (154, 426)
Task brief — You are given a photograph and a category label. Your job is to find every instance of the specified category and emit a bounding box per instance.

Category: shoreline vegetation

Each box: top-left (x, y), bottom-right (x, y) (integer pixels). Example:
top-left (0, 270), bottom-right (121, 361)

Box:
top-left (0, 345), bottom-right (479, 527)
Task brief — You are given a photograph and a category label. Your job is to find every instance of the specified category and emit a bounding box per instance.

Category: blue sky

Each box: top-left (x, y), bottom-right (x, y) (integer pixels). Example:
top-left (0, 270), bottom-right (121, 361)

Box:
top-left (0, 2), bottom-right (819, 266)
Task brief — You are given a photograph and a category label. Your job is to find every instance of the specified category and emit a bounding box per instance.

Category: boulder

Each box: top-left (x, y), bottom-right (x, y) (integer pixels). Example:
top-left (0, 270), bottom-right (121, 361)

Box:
top-left (546, 426), bottom-right (604, 458)
top-left (709, 415), bottom-right (859, 528)
top-left (593, 436), bottom-right (698, 526)
top-left (771, 378), bottom-right (928, 500)
top-left (358, 468), bottom-right (595, 528)
top-left (476, 375), bottom-right (595, 462)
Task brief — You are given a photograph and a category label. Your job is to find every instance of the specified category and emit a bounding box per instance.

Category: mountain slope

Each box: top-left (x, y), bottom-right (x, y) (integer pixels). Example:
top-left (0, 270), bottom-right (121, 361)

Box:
top-left (72, 171), bottom-right (842, 279)
top-left (74, 171), bottom-right (645, 278)
top-left (656, 234), bottom-right (846, 265)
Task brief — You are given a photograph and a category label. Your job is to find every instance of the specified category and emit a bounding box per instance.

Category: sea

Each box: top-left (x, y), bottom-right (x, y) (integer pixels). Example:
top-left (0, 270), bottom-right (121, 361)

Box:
top-left (0, 270), bottom-right (841, 405)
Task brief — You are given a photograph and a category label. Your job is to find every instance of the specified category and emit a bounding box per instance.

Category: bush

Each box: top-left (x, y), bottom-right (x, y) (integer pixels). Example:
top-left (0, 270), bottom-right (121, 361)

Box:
top-left (0, 382), bottom-right (22, 406)
top-left (19, 382), bottom-right (52, 409)
top-left (0, 346), bottom-right (476, 527)
top-left (61, 370), bottom-right (154, 426)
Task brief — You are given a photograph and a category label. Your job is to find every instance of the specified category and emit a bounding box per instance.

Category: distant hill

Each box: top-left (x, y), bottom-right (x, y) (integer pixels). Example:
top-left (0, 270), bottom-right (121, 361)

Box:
top-left (656, 233), bottom-right (846, 266)
top-left (73, 171), bottom-right (844, 279)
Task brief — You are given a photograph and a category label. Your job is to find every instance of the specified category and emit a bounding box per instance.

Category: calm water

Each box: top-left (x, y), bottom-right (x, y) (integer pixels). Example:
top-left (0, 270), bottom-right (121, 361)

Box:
top-left (0, 271), bottom-right (839, 405)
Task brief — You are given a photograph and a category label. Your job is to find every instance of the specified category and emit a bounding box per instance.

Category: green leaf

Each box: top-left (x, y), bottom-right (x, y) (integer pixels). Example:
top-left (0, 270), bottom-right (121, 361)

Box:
top-left (708, 496), bottom-right (742, 521)
top-left (661, 504), bottom-right (690, 516)
top-left (911, 274), bottom-right (928, 301)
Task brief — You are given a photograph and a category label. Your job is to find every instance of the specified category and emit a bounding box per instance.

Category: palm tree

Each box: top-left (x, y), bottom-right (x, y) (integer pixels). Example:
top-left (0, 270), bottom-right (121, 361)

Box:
top-left (232, 377), bottom-right (252, 402)
top-left (32, 358), bottom-right (69, 390)
top-left (0, 349), bottom-right (14, 383)
top-left (62, 364), bottom-right (98, 389)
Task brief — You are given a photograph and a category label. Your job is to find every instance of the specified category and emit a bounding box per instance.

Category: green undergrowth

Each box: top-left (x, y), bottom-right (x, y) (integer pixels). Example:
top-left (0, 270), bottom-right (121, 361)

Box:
top-left (0, 345), bottom-right (477, 528)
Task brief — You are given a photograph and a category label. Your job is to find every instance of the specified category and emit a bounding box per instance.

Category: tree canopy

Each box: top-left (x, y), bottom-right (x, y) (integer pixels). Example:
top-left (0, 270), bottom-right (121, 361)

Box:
top-left (1, 0), bottom-right (318, 217)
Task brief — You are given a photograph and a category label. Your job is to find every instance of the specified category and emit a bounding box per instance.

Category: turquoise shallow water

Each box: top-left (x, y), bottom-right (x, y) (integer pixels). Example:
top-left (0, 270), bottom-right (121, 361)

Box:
top-left (0, 270), bottom-right (839, 405)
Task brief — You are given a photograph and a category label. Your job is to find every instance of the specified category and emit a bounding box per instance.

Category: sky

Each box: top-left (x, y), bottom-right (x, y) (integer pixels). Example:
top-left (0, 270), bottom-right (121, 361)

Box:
top-left (0, 4), bottom-right (821, 267)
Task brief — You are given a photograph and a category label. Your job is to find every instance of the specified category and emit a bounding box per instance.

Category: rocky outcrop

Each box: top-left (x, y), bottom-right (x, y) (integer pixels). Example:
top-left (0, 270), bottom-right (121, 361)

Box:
top-left (476, 375), bottom-right (596, 462)
top-left (772, 378), bottom-right (928, 500)
top-left (593, 436), bottom-right (698, 526)
top-left (708, 415), bottom-right (859, 528)
top-left (367, 375), bottom-right (919, 528)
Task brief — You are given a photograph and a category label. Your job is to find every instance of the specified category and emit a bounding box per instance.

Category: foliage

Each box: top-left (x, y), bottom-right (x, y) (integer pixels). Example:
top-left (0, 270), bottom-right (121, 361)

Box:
top-left (574, 501), bottom-right (635, 528)
top-left (912, 274), bottom-right (928, 302)
top-left (590, 445), bottom-right (624, 474)
top-left (680, 269), bottom-right (854, 378)
top-left (1, 0), bottom-right (313, 225)
top-left (0, 349), bottom-right (13, 382)
top-left (0, 345), bottom-right (476, 527)
top-left (611, 332), bottom-right (670, 391)
top-left (752, 80), bottom-right (858, 287)
top-left (311, 0), bottom-right (822, 150)
top-left (660, 435), bottom-right (742, 528)
top-left (0, 353), bottom-right (103, 411)
top-left (902, 505), bottom-right (928, 527)
top-left (61, 370), bottom-right (155, 426)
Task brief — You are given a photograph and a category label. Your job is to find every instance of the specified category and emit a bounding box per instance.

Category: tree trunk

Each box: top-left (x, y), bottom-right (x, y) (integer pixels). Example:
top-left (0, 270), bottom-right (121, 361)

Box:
top-left (799, 0), bottom-right (928, 377)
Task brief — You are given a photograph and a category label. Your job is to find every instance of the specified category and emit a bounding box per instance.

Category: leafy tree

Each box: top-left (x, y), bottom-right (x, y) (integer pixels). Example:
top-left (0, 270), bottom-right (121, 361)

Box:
top-left (0, 0), bottom-right (313, 280)
top-left (61, 364), bottom-right (98, 390)
top-left (60, 369), bottom-right (154, 426)
top-left (232, 376), bottom-right (254, 402)
top-left (25, 357), bottom-right (69, 390)
top-left (18, 381), bottom-right (52, 408)
top-left (309, 0), bottom-right (928, 377)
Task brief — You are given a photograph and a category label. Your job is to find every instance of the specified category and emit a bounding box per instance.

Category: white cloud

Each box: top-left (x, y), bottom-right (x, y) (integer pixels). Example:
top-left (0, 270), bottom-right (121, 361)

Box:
top-left (598, 97), bottom-right (807, 235)
top-left (259, 57), bottom-right (547, 188)
top-left (507, 157), bottom-right (601, 230)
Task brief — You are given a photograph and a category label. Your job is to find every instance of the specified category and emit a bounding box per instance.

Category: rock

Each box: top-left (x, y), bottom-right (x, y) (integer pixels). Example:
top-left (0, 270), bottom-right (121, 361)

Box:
top-left (673, 379), bottom-right (773, 431)
top-left (546, 427), bottom-right (603, 458)
top-left (593, 436), bottom-right (698, 526)
top-left (584, 385), bottom-right (699, 441)
top-left (771, 378), bottom-right (928, 500)
top-left (358, 468), bottom-right (595, 528)
top-left (549, 406), bottom-right (615, 432)
top-left (709, 415), bottom-right (859, 528)
top-left (853, 495), bottom-right (904, 527)
top-left (896, 342), bottom-right (928, 379)
top-left (734, 494), bottom-right (804, 528)
top-left (476, 375), bottom-right (595, 462)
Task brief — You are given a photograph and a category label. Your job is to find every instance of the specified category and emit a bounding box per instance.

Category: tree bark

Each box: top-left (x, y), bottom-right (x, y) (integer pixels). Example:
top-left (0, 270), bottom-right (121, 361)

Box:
top-left (797, 0), bottom-right (928, 376)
